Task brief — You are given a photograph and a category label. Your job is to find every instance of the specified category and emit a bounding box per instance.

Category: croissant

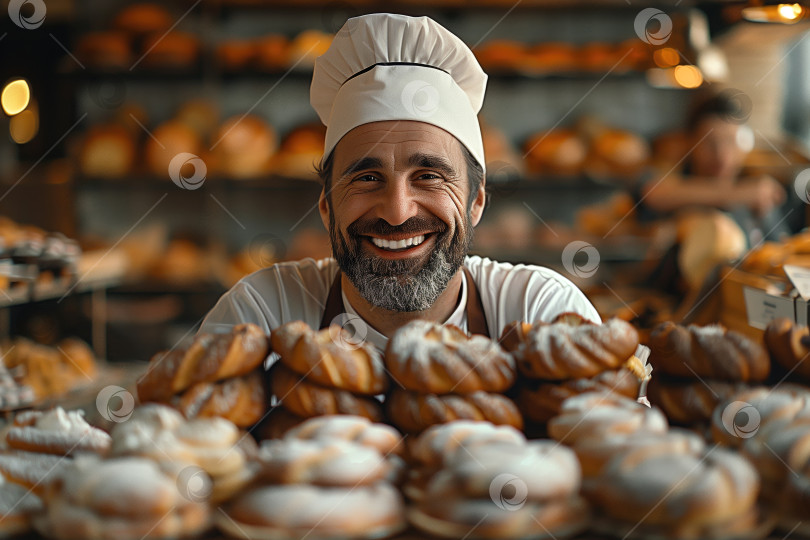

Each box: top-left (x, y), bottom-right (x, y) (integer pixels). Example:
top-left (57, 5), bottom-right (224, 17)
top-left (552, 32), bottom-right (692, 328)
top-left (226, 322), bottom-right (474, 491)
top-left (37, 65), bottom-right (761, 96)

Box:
top-left (648, 322), bottom-right (769, 382)
top-left (137, 323), bottom-right (269, 403)
top-left (505, 318), bottom-right (639, 380)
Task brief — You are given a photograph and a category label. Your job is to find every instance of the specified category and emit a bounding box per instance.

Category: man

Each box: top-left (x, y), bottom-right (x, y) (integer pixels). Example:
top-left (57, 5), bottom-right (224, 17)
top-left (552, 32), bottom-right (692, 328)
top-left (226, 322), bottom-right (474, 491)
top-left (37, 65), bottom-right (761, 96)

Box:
top-left (200, 13), bottom-right (599, 348)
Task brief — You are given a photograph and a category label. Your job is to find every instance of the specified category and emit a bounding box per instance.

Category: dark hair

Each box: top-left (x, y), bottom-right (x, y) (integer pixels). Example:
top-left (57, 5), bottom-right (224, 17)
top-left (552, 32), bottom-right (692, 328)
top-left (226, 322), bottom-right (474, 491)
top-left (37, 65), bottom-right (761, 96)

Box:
top-left (315, 143), bottom-right (485, 208)
top-left (686, 91), bottom-right (750, 132)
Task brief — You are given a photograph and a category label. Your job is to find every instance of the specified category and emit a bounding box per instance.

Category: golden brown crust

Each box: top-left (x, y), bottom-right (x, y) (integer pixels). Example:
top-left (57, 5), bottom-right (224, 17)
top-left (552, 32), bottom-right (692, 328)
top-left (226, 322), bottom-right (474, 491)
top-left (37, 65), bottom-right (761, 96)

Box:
top-left (384, 320), bottom-right (516, 394)
top-left (270, 363), bottom-right (383, 422)
top-left (647, 378), bottom-right (748, 425)
top-left (507, 318), bottom-right (639, 380)
top-left (765, 318), bottom-right (810, 381)
top-left (272, 321), bottom-right (387, 395)
top-left (648, 322), bottom-right (770, 382)
top-left (386, 389), bottom-right (523, 434)
top-left (518, 368), bottom-right (641, 423)
top-left (173, 370), bottom-right (266, 428)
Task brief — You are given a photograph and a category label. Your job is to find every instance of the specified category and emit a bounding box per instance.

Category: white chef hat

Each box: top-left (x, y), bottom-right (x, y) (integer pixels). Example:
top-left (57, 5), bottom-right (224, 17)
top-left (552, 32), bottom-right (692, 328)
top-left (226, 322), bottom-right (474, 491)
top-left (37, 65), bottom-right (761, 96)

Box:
top-left (311, 13), bottom-right (488, 173)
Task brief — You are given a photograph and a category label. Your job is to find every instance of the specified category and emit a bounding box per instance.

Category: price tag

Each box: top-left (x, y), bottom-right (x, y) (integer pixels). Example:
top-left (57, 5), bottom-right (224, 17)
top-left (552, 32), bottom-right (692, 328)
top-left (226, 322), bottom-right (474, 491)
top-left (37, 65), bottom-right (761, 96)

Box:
top-left (784, 264), bottom-right (810, 300)
top-left (743, 286), bottom-right (795, 330)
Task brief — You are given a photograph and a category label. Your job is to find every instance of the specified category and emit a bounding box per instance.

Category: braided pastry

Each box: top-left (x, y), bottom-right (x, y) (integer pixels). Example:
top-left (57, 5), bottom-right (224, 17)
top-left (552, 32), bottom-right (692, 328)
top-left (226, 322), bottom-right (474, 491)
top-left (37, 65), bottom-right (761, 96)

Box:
top-left (386, 389), bottom-right (523, 433)
top-left (172, 370), bottom-right (266, 428)
top-left (284, 415), bottom-right (403, 456)
top-left (518, 367), bottom-right (641, 423)
top-left (137, 323), bottom-right (269, 402)
top-left (648, 322), bottom-right (769, 382)
top-left (499, 312), bottom-right (594, 353)
top-left (270, 363), bottom-right (383, 422)
top-left (765, 317), bottom-right (810, 381)
top-left (504, 318), bottom-right (639, 380)
top-left (712, 386), bottom-right (810, 447)
top-left (646, 378), bottom-right (748, 425)
top-left (409, 420), bottom-right (526, 469)
top-left (272, 321), bottom-right (387, 395)
top-left (384, 320), bottom-right (515, 394)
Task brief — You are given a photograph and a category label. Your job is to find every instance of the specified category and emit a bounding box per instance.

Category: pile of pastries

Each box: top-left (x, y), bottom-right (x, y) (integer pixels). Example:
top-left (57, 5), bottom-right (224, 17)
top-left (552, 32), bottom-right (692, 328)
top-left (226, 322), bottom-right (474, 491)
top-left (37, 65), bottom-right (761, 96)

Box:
top-left (0, 217), bottom-right (81, 291)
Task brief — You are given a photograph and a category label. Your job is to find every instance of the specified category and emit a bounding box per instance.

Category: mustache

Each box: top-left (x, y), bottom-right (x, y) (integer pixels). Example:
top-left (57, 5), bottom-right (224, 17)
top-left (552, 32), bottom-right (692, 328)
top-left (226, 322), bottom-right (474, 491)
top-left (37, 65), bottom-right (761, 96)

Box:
top-left (346, 216), bottom-right (448, 238)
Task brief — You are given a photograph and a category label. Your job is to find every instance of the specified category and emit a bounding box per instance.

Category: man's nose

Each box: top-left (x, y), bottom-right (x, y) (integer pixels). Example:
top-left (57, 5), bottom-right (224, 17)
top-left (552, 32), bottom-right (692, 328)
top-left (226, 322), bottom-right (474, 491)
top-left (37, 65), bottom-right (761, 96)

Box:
top-left (376, 179), bottom-right (418, 226)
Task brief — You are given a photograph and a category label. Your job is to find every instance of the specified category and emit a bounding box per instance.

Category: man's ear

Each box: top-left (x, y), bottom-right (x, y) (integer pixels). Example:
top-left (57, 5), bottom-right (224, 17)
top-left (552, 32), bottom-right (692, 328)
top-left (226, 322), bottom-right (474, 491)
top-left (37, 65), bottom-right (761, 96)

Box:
top-left (318, 188), bottom-right (330, 230)
top-left (470, 179), bottom-right (486, 227)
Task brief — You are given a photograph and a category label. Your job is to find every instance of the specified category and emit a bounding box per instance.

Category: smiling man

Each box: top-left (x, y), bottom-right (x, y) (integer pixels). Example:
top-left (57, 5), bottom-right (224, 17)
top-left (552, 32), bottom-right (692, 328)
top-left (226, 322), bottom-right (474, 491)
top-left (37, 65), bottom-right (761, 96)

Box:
top-left (200, 13), bottom-right (600, 347)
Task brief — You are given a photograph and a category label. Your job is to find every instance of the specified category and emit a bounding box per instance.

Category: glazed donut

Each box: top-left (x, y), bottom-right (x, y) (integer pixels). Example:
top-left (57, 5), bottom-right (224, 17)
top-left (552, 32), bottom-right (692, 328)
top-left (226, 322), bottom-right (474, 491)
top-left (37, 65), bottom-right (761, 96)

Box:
top-left (270, 363), bottom-right (384, 422)
top-left (7, 407), bottom-right (111, 456)
top-left (409, 420), bottom-right (526, 468)
top-left (33, 457), bottom-right (210, 540)
top-left (711, 386), bottom-right (810, 447)
top-left (217, 483), bottom-right (406, 540)
top-left (272, 321), bottom-right (387, 395)
top-left (589, 446), bottom-right (759, 539)
top-left (548, 392), bottom-right (668, 445)
top-left (387, 388), bottom-right (523, 434)
top-left (506, 318), bottom-right (639, 380)
top-left (284, 415), bottom-right (403, 456)
top-left (137, 323), bottom-right (269, 402)
top-left (648, 322), bottom-right (770, 382)
top-left (518, 367), bottom-right (641, 423)
top-left (384, 320), bottom-right (515, 394)
top-left (647, 378), bottom-right (749, 425)
top-left (765, 318), bottom-right (810, 380)
top-left (172, 369), bottom-right (266, 428)
top-left (258, 438), bottom-right (390, 487)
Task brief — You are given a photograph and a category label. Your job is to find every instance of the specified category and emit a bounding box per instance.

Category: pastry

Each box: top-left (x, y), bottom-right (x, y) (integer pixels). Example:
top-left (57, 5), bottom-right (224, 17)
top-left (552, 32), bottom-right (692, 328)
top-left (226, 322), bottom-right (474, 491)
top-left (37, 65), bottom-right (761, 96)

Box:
top-left (648, 322), bottom-right (770, 382)
top-left (518, 367), bottom-right (641, 423)
top-left (586, 129), bottom-right (650, 180)
top-left (258, 438), bottom-right (391, 487)
top-left (75, 32), bottom-right (131, 69)
top-left (144, 120), bottom-right (201, 177)
top-left (523, 129), bottom-right (587, 177)
top-left (113, 3), bottom-right (173, 36)
top-left (34, 456), bottom-right (210, 540)
top-left (137, 323), bottom-right (269, 402)
top-left (172, 370), bottom-right (266, 428)
top-left (711, 386), bottom-right (810, 447)
top-left (384, 320), bottom-right (515, 394)
top-left (272, 321), bottom-right (388, 395)
top-left (254, 34), bottom-right (289, 71)
top-left (287, 30), bottom-right (332, 69)
top-left (386, 388), bottom-right (523, 434)
top-left (79, 124), bottom-right (136, 178)
top-left (504, 317), bottom-right (639, 380)
top-left (270, 363), bottom-right (384, 421)
top-left (0, 451), bottom-right (71, 495)
top-left (765, 318), bottom-right (810, 380)
top-left (217, 483), bottom-right (406, 540)
top-left (742, 417), bottom-right (810, 504)
top-left (211, 114), bottom-right (276, 178)
top-left (216, 40), bottom-right (256, 71)
top-left (284, 414), bottom-right (403, 456)
top-left (409, 420), bottom-right (526, 469)
top-left (0, 475), bottom-right (42, 537)
top-left (7, 407), bottom-right (111, 456)
top-left (646, 378), bottom-right (748, 425)
top-left (140, 31), bottom-right (199, 68)
top-left (548, 392), bottom-right (668, 445)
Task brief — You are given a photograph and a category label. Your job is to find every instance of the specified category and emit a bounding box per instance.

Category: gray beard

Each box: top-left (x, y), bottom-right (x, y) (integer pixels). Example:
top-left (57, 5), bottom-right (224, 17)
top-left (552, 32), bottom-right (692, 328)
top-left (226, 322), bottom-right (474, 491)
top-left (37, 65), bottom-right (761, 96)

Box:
top-left (329, 214), bottom-right (472, 313)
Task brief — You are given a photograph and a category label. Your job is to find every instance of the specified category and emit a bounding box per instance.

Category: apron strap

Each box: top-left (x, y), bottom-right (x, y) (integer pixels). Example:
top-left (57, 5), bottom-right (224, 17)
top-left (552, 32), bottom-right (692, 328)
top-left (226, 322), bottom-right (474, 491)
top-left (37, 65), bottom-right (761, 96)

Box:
top-left (319, 268), bottom-right (490, 338)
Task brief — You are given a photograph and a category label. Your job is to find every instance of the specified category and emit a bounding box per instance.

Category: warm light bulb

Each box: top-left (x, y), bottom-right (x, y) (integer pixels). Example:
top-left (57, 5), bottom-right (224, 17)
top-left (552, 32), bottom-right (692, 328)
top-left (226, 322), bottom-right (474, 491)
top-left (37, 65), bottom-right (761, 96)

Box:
top-left (778, 3), bottom-right (803, 20)
top-left (673, 65), bottom-right (703, 88)
top-left (9, 108), bottom-right (38, 144)
top-left (1, 79), bottom-right (30, 116)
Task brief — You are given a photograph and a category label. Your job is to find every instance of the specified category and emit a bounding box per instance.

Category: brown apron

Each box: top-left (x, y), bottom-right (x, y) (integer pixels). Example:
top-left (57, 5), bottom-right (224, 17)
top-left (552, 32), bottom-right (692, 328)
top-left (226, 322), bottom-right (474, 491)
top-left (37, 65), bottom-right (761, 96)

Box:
top-left (318, 267), bottom-right (490, 337)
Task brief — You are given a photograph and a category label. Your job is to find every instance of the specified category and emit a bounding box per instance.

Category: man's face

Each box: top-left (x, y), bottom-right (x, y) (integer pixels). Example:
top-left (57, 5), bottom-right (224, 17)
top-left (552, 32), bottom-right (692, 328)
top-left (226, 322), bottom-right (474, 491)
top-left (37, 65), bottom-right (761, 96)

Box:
top-left (318, 120), bottom-right (486, 312)
top-left (691, 117), bottom-right (748, 179)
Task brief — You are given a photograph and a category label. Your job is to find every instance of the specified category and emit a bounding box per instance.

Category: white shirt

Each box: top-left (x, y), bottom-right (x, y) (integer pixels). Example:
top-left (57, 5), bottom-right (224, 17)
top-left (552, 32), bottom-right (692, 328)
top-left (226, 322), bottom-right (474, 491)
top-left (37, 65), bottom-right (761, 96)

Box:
top-left (199, 256), bottom-right (601, 349)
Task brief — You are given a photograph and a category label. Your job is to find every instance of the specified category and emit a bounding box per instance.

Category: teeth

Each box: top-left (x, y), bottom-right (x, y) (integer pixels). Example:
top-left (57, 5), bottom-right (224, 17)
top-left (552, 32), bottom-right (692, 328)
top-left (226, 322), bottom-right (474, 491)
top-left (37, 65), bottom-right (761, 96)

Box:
top-left (371, 235), bottom-right (426, 250)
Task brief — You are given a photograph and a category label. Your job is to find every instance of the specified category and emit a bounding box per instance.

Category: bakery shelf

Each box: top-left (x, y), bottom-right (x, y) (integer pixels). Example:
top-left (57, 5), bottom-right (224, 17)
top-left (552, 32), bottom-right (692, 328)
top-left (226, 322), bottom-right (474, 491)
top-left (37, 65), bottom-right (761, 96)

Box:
top-left (74, 174), bottom-right (323, 191)
top-left (0, 274), bottom-right (123, 309)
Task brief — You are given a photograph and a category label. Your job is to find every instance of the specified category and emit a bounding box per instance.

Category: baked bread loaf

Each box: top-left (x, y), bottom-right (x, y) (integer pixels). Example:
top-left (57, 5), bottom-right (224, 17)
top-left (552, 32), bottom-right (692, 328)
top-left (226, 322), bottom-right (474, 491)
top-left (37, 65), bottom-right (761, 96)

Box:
top-left (217, 483), bottom-right (406, 540)
top-left (7, 407), bottom-right (111, 456)
top-left (712, 386), bottom-right (810, 447)
top-left (272, 321), bottom-right (387, 395)
top-left (504, 318), bottom-right (639, 380)
top-left (648, 322), bottom-right (770, 382)
top-left (258, 438), bottom-right (391, 487)
top-left (284, 415), bottom-right (403, 456)
top-left (387, 389), bottom-right (523, 434)
top-left (172, 369), bottom-right (266, 428)
top-left (518, 367), bottom-right (641, 423)
top-left (384, 320), bottom-right (515, 394)
top-left (646, 378), bottom-right (748, 425)
top-left (548, 392), bottom-right (668, 445)
top-left (211, 114), bottom-right (276, 178)
top-left (33, 456), bottom-right (210, 540)
top-left (765, 318), bottom-right (810, 380)
top-left (270, 363), bottom-right (384, 422)
top-left (137, 323), bottom-right (269, 402)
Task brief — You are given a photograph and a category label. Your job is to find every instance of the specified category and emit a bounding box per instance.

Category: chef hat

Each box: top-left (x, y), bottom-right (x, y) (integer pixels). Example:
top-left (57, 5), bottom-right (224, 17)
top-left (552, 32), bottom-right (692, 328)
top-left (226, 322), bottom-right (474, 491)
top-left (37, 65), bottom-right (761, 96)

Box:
top-left (311, 13), bottom-right (488, 173)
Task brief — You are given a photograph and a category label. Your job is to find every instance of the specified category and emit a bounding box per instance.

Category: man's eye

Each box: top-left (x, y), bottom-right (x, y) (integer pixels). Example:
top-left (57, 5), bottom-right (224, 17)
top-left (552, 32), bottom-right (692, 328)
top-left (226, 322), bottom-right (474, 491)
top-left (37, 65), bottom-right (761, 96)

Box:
top-left (417, 173), bottom-right (441, 181)
top-left (353, 174), bottom-right (379, 183)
